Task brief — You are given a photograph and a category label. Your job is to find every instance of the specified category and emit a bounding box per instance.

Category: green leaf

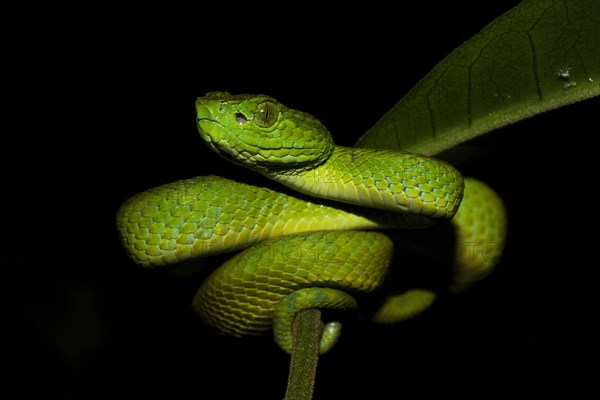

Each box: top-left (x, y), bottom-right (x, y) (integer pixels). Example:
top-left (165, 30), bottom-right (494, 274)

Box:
top-left (355, 0), bottom-right (600, 155)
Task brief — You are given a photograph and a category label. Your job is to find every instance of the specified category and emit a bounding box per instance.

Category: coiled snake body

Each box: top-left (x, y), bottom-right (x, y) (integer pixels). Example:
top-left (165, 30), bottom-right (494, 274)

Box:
top-left (117, 92), bottom-right (507, 353)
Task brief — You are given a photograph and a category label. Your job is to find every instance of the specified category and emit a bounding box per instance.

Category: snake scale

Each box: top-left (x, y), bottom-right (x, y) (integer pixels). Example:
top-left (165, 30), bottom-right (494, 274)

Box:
top-left (116, 92), bottom-right (507, 354)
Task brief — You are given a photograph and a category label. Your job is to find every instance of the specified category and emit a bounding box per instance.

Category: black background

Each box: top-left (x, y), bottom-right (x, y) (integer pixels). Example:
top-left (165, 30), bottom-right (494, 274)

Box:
top-left (6, 1), bottom-right (598, 398)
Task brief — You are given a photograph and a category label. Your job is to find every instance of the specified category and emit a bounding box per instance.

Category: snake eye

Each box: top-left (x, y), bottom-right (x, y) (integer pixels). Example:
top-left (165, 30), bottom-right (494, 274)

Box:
top-left (254, 101), bottom-right (279, 128)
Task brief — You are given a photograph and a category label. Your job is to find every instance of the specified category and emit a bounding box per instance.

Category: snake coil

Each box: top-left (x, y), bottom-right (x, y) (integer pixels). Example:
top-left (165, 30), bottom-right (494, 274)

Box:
top-left (116, 92), bottom-right (507, 353)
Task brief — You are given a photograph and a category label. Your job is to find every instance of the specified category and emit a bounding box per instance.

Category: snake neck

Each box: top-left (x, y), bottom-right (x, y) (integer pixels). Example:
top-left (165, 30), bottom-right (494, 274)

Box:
top-left (266, 146), bottom-right (464, 220)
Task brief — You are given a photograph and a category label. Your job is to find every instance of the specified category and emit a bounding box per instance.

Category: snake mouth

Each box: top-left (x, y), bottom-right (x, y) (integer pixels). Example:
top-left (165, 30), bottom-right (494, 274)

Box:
top-left (196, 117), bottom-right (240, 163)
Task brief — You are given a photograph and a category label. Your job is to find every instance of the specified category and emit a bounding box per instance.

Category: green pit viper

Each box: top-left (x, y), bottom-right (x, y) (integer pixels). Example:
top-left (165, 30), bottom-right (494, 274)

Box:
top-left (116, 92), bottom-right (507, 354)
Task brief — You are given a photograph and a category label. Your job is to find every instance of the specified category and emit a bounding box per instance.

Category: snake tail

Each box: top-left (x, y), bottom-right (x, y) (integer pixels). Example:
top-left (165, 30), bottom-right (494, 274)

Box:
top-left (274, 288), bottom-right (356, 354)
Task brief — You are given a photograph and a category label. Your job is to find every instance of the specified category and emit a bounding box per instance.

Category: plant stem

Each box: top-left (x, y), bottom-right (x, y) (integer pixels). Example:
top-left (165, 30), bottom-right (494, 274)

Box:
top-left (284, 309), bottom-right (322, 400)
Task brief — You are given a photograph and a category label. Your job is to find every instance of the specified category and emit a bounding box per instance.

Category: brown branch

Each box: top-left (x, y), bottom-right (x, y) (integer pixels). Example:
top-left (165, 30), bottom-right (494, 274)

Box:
top-left (284, 309), bottom-right (323, 400)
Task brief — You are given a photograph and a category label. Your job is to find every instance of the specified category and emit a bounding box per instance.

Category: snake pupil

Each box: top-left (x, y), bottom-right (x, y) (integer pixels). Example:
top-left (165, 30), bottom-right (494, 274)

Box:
top-left (254, 101), bottom-right (278, 128)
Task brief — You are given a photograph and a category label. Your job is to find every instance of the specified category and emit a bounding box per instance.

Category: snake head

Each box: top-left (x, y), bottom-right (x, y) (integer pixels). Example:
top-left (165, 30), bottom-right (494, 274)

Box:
top-left (196, 92), bottom-right (334, 174)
